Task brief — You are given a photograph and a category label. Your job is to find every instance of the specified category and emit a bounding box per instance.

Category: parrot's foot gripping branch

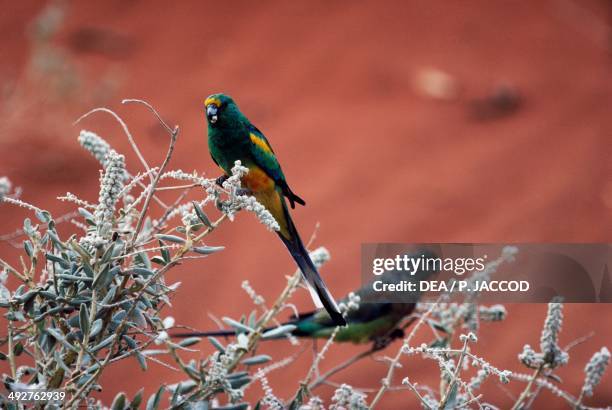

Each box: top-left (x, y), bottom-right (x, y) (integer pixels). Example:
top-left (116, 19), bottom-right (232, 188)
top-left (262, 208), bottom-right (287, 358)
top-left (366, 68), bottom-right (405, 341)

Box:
top-left (214, 174), bottom-right (252, 196)
top-left (215, 174), bottom-right (229, 187)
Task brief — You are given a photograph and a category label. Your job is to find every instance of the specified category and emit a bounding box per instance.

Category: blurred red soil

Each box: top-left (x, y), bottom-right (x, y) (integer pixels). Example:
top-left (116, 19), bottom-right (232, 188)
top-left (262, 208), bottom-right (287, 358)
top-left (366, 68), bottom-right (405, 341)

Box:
top-left (1, 1), bottom-right (611, 408)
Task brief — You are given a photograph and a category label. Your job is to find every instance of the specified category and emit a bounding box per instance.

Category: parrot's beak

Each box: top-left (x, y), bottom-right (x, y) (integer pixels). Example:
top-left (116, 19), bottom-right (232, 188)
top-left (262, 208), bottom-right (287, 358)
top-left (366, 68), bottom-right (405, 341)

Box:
top-left (206, 104), bottom-right (218, 124)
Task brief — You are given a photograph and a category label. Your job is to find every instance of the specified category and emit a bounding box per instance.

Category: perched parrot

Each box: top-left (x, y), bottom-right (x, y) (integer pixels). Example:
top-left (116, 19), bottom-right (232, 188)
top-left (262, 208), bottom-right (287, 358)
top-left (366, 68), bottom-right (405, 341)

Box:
top-left (204, 93), bottom-right (345, 326)
top-left (173, 251), bottom-right (438, 346)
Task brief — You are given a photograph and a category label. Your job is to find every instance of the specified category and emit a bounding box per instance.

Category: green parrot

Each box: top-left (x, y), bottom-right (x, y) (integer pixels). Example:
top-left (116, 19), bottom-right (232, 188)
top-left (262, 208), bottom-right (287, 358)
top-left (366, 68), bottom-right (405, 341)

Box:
top-left (204, 93), bottom-right (345, 326)
top-left (173, 251), bottom-right (437, 346)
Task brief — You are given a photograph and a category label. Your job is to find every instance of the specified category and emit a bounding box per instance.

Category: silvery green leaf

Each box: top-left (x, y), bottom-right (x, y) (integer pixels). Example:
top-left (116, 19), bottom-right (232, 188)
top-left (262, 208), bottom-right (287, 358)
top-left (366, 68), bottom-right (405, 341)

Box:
top-left (222, 317), bottom-right (254, 334)
top-left (23, 240), bottom-right (33, 258)
top-left (112, 310), bottom-right (127, 324)
top-left (35, 210), bottom-right (51, 223)
top-left (151, 256), bottom-right (166, 266)
top-left (182, 364), bottom-right (200, 380)
top-left (23, 218), bottom-right (34, 236)
top-left (77, 374), bottom-right (93, 387)
top-left (111, 392), bottom-right (127, 410)
top-left (132, 267), bottom-right (156, 277)
top-left (189, 223), bottom-right (204, 232)
top-left (123, 335), bottom-right (137, 349)
top-left (262, 324), bottom-right (297, 339)
top-left (237, 333), bottom-right (248, 349)
top-left (34, 306), bottom-right (64, 323)
top-left (131, 389), bottom-right (144, 408)
top-left (248, 310), bottom-right (257, 328)
top-left (208, 336), bottom-right (225, 353)
top-left (229, 376), bottom-right (251, 390)
top-left (153, 240), bottom-right (170, 264)
top-left (71, 241), bottom-right (92, 259)
top-left (40, 232), bottom-right (49, 247)
top-left (46, 253), bottom-right (69, 269)
top-left (169, 380), bottom-right (197, 395)
top-left (170, 382), bottom-right (181, 405)
top-left (89, 319), bottom-right (103, 338)
top-left (136, 351), bottom-right (147, 371)
top-left (67, 314), bottom-right (80, 328)
top-left (241, 354), bottom-right (271, 366)
top-left (134, 251), bottom-right (152, 270)
top-left (139, 295), bottom-right (153, 309)
top-left (13, 342), bottom-right (23, 356)
top-left (85, 362), bottom-right (101, 374)
top-left (54, 350), bottom-right (70, 373)
top-left (14, 284), bottom-right (25, 297)
top-left (289, 388), bottom-right (305, 410)
top-left (48, 230), bottom-right (64, 249)
top-left (79, 303), bottom-right (89, 337)
top-left (15, 290), bottom-right (37, 305)
top-left (192, 246), bottom-right (225, 255)
top-left (177, 337), bottom-right (200, 348)
top-left (101, 243), bottom-right (116, 264)
top-left (193, 201), bottom-right (213, 228)
top-left (227, 371), bottom-right (248, 380)
top-left (111, 240), bottom-right (125, 258)
top-left (443, 384), bottom-right (458, 410)
top-left (131, 308), bottom-right (147, 327)
top-left (46, 328), bottom-right (78, 352)
top-left (91, 334), bottom-right (116, 353)
top-left (155, 234), bottom-right (185, 244)
top-left (93, 265), bottom-right (114, 290)
top-left (6, 311), bottom-right (24, 322)
top-left (146, 386), bottom-right (165, 410)
top-left (39, 290), bottom-right (57, 300)
top-left (78, 207), bottom-right (94, 221)
top-left (82, 260), bottom-right (95, 278)
top-left (101, 285), bottom-right (117, 305)
top-left (58, 274), bottom-right (92, 283)
top-left (71, 297), bottom-right (93, 306)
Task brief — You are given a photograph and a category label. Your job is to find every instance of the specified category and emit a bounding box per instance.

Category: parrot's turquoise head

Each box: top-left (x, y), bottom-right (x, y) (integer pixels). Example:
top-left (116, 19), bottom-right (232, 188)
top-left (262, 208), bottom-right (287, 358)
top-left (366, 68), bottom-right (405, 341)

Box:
top-left (204, 93), bottom-right (240, 128)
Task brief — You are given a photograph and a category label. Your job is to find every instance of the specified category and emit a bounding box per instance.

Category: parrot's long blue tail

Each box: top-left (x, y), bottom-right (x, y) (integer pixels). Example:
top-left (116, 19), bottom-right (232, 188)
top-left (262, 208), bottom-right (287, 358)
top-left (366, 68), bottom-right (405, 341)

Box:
top-left (279, 210), bottom-right (346, 327)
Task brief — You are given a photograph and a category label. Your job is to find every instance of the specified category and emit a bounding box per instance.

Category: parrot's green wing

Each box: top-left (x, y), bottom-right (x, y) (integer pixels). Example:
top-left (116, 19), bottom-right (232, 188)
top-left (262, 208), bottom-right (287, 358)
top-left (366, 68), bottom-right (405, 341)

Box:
top-left (247, 124), bottom-right (305, 208)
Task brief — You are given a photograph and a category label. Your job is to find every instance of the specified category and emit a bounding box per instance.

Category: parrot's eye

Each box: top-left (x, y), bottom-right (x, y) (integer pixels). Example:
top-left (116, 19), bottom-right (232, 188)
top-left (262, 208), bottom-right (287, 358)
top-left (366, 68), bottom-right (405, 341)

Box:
top-left (206, 104), bottom-right (219, 124)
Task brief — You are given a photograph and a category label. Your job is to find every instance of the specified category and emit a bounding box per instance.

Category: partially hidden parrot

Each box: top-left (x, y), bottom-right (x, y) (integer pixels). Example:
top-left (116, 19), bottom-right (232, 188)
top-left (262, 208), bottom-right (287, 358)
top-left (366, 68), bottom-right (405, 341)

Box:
top-left (173, 251), bottom-right (438, 346)
top-left (204, 93), bottom-right (345, 326)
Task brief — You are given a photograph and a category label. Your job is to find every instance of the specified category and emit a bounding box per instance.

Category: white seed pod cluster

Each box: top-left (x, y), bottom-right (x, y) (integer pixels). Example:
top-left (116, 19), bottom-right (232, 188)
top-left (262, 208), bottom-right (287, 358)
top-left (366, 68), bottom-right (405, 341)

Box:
top-left (309, 247), bottom-right (331, 269)
top-left (0, 176), bottom-right (12, 201)
top-left (299, 396), bottom-right (325, 410)
top-left (205, 345), bottom-right (245, 402)
top-left (479, 304), bottom-right (507, 322)
top-left (330, 384), bottom-right (368, 410)
top-left (256, 369), bottom-right (283, 410)
top-left (339, 291), bottom-right (361, 314)
top-left (232, 194), bottom-right (280, 231)
top-left (539, 300), bottom-right (568, 368)
top-left (241, 280), bottom-right (265, 305)
top-left (78, 130), bottom-right (112, 166)
top-left (518, 344), bottom-right (544, 368)
top-left (582, 346), bottom-right (610, 397)
top-left (94, 150), bottom-right (126, 235)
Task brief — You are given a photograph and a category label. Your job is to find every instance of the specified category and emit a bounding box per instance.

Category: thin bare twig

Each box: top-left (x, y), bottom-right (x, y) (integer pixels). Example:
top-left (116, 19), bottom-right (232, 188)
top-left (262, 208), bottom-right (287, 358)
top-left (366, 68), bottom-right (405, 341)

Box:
top-left (369, 300), bottom-right (442, 408)
top-left (309, 346), bottom-right (377, 390)
top-left (511, 364), bottom-right (543, 410)
top-left (74, 107), bottom-right (152, 177)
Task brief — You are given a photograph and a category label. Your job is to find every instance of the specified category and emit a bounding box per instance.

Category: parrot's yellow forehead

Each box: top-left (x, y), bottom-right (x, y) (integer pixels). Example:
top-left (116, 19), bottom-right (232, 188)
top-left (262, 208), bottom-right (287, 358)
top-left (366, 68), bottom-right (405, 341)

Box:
top-left (204, 97), bottom-right (222, 108)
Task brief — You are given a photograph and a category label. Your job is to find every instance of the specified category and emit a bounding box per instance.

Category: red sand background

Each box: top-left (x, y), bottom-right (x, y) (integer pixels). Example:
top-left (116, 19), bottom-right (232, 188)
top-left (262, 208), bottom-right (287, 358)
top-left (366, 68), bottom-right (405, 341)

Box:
top-left (1, 1), bottom-right (611, 408)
